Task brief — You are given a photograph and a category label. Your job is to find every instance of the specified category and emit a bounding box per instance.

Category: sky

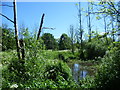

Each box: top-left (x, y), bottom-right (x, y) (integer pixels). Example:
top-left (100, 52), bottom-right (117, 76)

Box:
top-left (1, 2), bottom-right (111, 39)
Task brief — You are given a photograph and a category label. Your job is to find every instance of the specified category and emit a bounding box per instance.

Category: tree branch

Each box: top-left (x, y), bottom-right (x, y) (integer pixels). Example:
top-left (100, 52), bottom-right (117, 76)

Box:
top-left (107, 1), bottom-right (118, 14)
top-left (0, 4), bottom-right (13, 7)
top-left (0, 13), bottom-right (14, 23)
top-left (90, 11), bottom-right (116, 14)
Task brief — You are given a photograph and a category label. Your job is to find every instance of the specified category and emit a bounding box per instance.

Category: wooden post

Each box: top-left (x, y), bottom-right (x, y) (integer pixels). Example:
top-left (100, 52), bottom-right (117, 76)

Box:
top-left (37, 13), bottom-right (45, 40)
top-left (13, 0), bottom-right (21, 59)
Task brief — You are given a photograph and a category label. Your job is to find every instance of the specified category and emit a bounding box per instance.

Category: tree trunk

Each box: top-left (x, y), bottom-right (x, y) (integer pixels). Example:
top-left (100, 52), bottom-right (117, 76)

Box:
top-left (103, 15), bottom-right (108, 44)
top-left (111, 16), bottom-right (115, 42)
top-left (79, 2), bottom-right (83, 49)
top-left (13, 0), bottom-right (21, 59)
top-left (37, 13), bottom-right (45, 40)
top-left (88, 2), bottom-right (91, 42)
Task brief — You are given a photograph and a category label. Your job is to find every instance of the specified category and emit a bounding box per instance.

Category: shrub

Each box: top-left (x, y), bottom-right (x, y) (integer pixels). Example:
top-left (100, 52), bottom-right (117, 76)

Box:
top-left (83, 42), bottom-right (107, 60)
top-left (94, 45), bottom-right (120, 89)
top-left (57, 51), bottom-right (76, 62)
top-left (44, 61), bottom-right (72, 81)
top-left (44, 60), bottom-right (78, 88)
top-left (2, 52), bottom-right (77, 88)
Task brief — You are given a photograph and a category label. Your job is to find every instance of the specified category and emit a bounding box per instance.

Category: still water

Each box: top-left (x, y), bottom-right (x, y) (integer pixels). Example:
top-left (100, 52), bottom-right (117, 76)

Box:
top-left (68, 63), bottom-right (96, 82)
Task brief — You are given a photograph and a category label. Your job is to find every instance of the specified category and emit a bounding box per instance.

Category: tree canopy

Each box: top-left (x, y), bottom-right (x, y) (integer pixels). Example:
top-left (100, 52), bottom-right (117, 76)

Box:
top-left (59, 33), bottom-right (71, 50)
top-left (41, 33), bottom-right (57, 50)
top-left (2, 26), bottom-right (16, 51)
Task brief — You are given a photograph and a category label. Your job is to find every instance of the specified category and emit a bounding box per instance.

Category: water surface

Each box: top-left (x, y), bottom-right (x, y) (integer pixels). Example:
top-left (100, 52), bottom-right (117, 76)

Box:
top-left (68, 62), bottom-right (96, 82)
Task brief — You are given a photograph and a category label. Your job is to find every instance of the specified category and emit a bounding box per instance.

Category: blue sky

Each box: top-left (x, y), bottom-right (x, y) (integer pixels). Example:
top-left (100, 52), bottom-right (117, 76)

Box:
top-left (2, 2), bottom-right (107, 39)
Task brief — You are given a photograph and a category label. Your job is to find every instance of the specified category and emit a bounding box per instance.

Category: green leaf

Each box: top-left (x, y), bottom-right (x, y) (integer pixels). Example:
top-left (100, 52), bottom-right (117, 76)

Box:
top-left (96, 16), bottom-right (101, 20)
top-left (75, 3), bottom-right (78, 6)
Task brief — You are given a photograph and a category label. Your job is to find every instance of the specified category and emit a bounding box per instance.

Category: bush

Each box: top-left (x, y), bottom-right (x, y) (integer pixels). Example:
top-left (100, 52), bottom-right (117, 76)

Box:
top-left (83, 42), bottom-right (107, 60)
top-left (94, 45), bottom-right (120, 89)
top-left (44, 61), bottom-right (72, 81)
top-left (57, 51), bottom-right (76, 62)
top-left (2, 51), bottom-right (77, 88)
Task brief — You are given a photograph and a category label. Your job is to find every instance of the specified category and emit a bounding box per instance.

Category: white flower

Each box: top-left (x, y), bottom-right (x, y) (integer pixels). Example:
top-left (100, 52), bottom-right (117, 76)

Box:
top-left (10, 84), bottom-right (18, 88)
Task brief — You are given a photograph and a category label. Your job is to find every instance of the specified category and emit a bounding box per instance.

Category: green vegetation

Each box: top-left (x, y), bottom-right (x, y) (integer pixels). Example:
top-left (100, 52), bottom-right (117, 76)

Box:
top-left (2, 26), bottom-right (16, 51)
top-left (1, 1), bottom-right (120, 89)
top-left (1, 23), bottom-right (120, 89)
top-left (79, 43), bottom-right (120, 89)
top-left (41, 33), bottom-right (58, 50)
top-left (1, 34), bottom-right (120, 89)
top-left (59, 33), bottom-right (71, 50)
top-left (1, 50), bottom-right (78, 88)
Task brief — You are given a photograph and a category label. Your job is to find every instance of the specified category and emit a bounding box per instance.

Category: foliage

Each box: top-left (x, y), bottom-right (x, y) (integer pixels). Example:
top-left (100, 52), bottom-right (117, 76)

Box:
top-left (2, 26), bottom-right (16, 51)
top-left (79, 76), bottom-right (95, 89)
top-left (93, 45), bottom-right (120, 89)
top-left (78, 33), bottom-right (113, 60)
top-left (57, 51), bottom-right (76, 62)
top-left (75, 43), bottom-right (120, 89)
top-left (83, 40), bottom-right (107, 60)
top-left (59, 33), bottom-right (71, 50)
top-left (41, 33), bottom-right (58, 50)
top-left (1, 50), bottom-right (78, 88)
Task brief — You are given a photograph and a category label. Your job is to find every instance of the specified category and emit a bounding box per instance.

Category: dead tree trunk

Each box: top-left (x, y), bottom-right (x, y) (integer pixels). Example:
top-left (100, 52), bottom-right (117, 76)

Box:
top-left (37, 13), bottom-right (45, 40)
top-left (13, 0), bottom-right (21, 59)
top-left (78, 2), bottom-right (83, 49)
top-left (78, 2), bottom-right (84, 59)
top-left (88, 2), bottom-right (91, 42)
top-left (70, 25), bottom-right (74, 54)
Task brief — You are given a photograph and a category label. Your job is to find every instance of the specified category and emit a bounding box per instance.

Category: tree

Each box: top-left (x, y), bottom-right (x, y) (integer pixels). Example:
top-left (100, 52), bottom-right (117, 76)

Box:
top-left (59, 33), bottom-right (71, 50)
top-left (78, 2), bottom-right (83, 49)
top-left (87, 2), bottom-right (92, 42)
top-left (13, 0), bottom-right (21, 59)
top-left (69, 25), bottom-right (75, 54)
top-left (41, 33), bottom-right (57, 50)
top-left (103, 14), bottom-right (108, 44)
top-left (2, 25), bottom-right (16, 51)
top-left (91, 1), bottom-right (120, 42)
top-left (76, 2), bottom-right (84, 59)
top-left (0, 0), bottom-right (21, 59)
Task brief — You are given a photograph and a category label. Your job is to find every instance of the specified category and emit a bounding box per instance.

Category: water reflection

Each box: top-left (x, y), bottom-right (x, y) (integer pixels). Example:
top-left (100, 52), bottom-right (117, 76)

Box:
top-left (80, 70), bottom-right (88, 79)
top-left (71, 63), bottom-right (88, 82)
top-left (74, 64), bottom-right (80, 71)
top-left (68, 63), bottom-right (95, 82)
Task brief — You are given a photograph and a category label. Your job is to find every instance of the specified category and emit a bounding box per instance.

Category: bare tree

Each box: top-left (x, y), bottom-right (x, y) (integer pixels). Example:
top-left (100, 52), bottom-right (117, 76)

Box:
top-left (13, 0), bottom-right (21, 59)
top-left (0, 0), bottom-right (21, 59)
top-left (87, 2), bottom-right (92, 42)
top-left (69, 25), bottom-right (75, 54)
top-left (78, 2), bottom-right (83, 49)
